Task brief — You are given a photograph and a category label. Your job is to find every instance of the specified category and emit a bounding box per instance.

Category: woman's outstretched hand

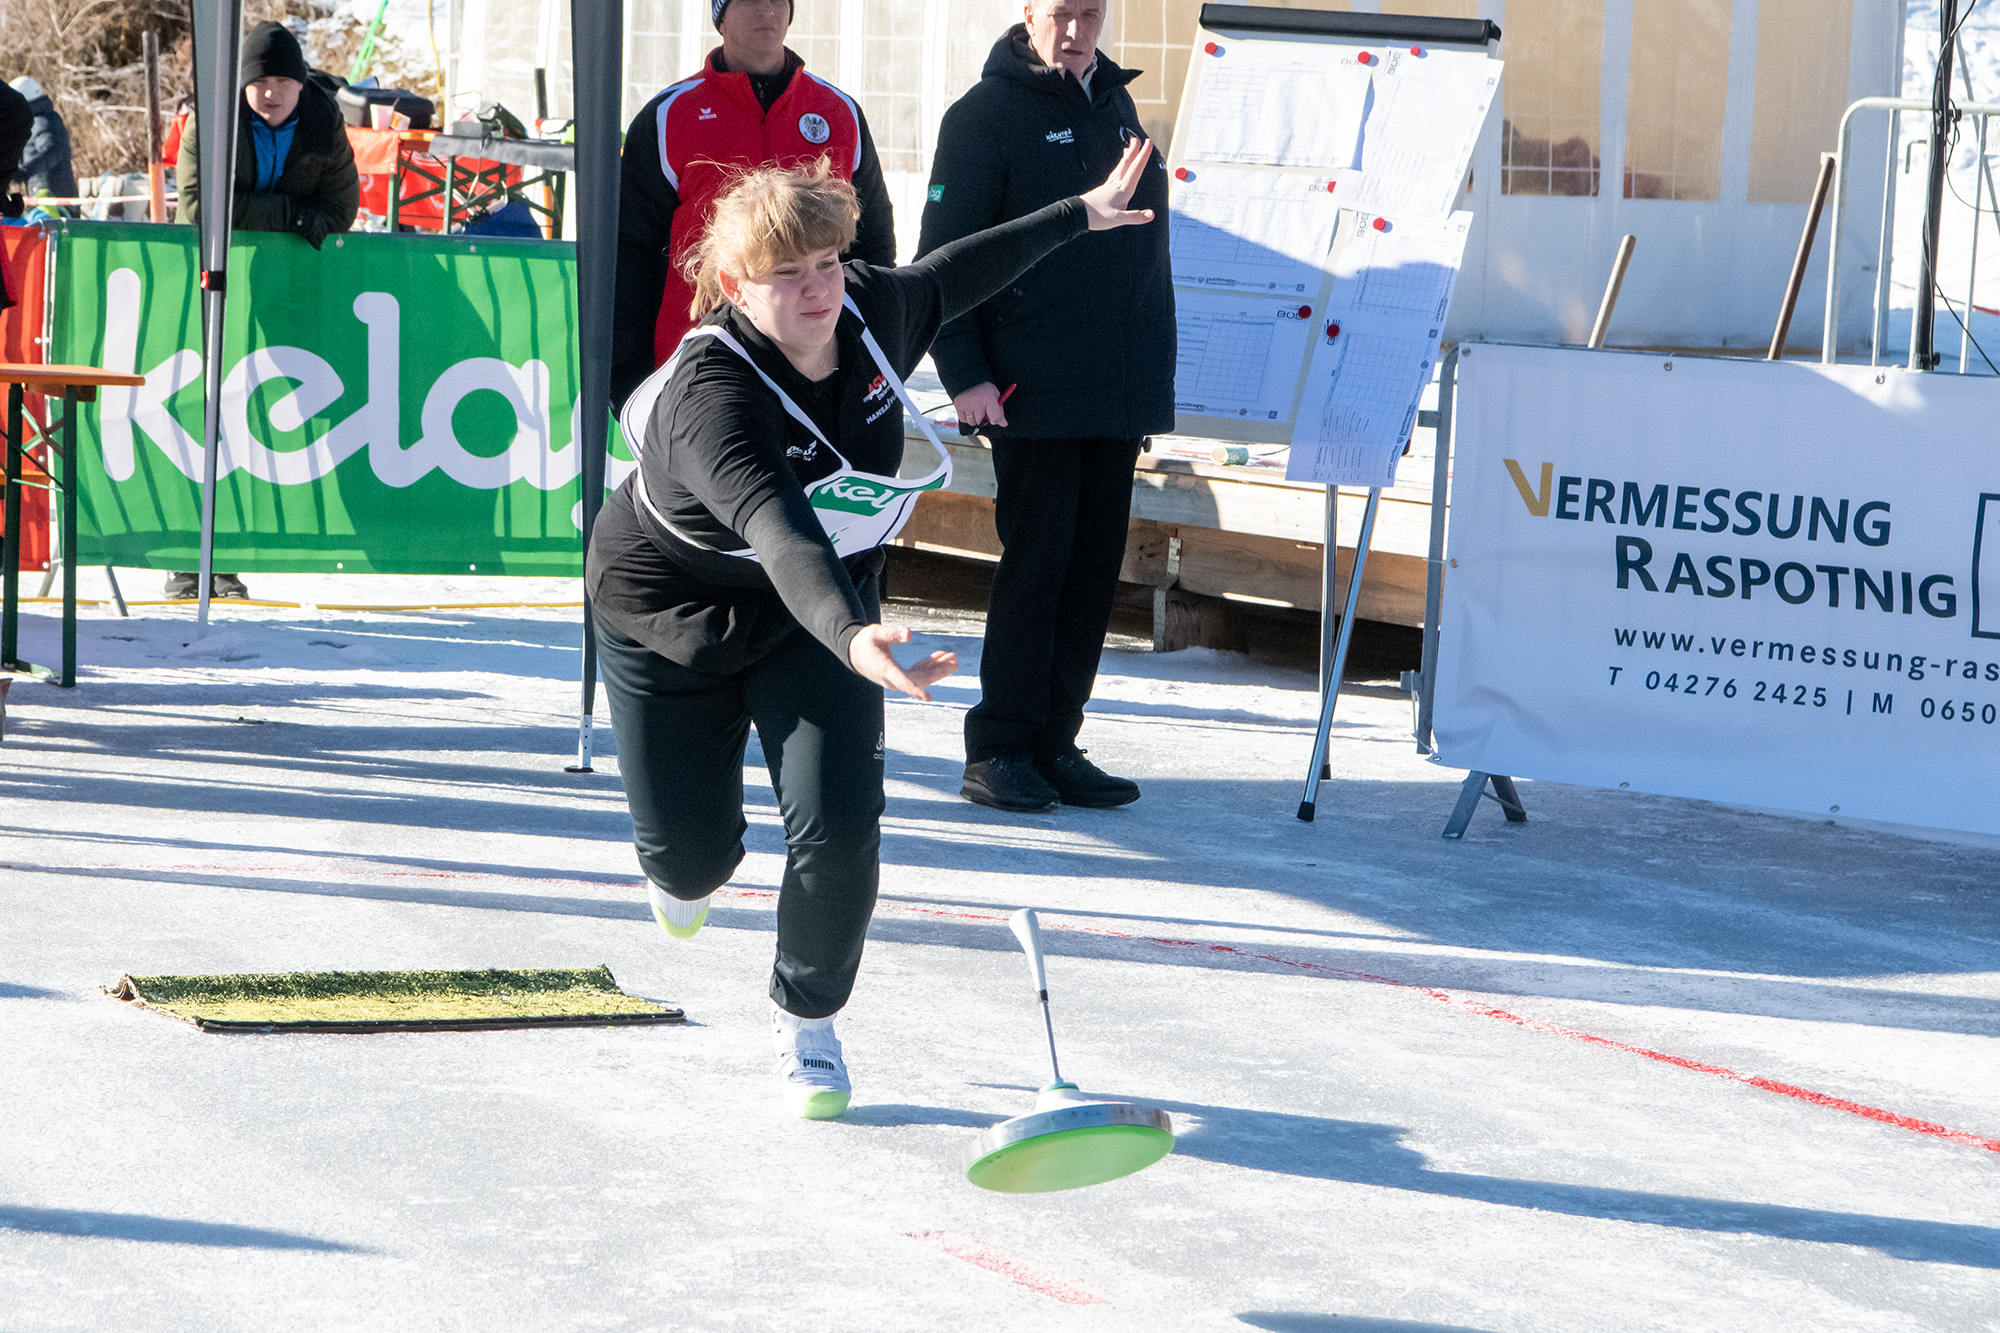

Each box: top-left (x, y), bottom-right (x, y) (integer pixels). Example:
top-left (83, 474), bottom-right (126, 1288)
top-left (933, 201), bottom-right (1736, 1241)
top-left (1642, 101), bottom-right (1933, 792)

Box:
top-left (1080, 136), bottom-right (1158, 231)
top-left (848, 624), bottom-right (959, 701)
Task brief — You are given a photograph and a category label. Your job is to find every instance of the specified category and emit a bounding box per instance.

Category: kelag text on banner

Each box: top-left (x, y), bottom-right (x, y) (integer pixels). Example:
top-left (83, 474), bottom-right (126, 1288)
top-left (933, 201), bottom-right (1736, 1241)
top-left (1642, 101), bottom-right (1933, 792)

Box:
top-left (53, 223), bottom-right (631, 574)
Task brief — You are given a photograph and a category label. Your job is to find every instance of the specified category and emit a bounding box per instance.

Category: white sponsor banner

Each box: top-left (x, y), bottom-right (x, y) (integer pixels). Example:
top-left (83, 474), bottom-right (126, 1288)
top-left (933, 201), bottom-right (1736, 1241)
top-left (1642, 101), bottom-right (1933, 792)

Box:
top-left (1434, 344), bottom-right (2000, 837)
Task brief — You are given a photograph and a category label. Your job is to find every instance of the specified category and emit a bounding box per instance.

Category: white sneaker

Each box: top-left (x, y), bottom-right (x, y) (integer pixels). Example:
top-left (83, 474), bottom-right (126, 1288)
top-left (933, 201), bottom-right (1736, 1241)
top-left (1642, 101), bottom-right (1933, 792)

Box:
top-left (772, 1007), bottom-right (850, 1119)
top-left (647, 882), bottom-right (711, 940)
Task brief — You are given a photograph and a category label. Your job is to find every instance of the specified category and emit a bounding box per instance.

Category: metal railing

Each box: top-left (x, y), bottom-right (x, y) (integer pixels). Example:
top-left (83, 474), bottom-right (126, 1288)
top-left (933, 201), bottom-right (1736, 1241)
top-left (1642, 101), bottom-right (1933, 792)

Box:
top-left (1824, 93), bottom-right (2000, 372)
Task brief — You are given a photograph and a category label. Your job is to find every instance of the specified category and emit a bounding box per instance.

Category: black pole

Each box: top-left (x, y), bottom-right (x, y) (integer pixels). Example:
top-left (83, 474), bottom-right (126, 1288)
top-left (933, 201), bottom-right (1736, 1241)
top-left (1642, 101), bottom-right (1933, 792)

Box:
top-left (1914, 0), bottom-right (1959, 372)
top-left (566, 0), bottom-right (622, 772)
top-left (190, 0), bottom-right (244, 632)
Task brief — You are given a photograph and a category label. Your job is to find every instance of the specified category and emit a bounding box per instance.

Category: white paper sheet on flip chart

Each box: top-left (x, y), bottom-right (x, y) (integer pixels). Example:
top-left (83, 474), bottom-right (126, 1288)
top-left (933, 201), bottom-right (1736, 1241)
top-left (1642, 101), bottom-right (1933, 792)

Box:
top-left (1288, 210), bottom-right (1473, 486)
top-left (1350, 47), bottom-right (1502, 223)
top-left (1174, 291), bottom-right (1320, 423)
top-left (1169, 168), bottom-right (1344, 293)
top-left (1186, 42), bottom-right (1373, 170)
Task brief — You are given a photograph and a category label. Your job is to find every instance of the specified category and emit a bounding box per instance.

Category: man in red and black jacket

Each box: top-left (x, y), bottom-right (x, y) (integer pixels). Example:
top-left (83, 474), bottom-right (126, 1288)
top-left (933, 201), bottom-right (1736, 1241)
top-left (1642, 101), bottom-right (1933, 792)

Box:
top-left (612, 0), bottom-right (896, 408)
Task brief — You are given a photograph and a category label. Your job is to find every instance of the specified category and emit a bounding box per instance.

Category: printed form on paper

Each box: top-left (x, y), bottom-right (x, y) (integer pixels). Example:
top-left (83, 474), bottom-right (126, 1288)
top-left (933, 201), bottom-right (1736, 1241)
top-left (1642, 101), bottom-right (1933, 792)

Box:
top-left (1288, 209), bottom-right (1474, 487)
top-left (1186, 41), bottom-right (1373, 170)
top-left (1351, 46), bottom-right (1503, 223)
top-left (1173, 290), bottom-right (1319, 422)
top-left (1169, 168), bottom-right (1345, 293)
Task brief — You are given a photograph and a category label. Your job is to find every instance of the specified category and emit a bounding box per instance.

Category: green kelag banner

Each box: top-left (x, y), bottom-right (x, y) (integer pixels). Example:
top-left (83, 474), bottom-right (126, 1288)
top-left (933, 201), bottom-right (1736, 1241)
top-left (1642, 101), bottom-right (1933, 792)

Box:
top-left (52, 222), bottom-right (629, 574)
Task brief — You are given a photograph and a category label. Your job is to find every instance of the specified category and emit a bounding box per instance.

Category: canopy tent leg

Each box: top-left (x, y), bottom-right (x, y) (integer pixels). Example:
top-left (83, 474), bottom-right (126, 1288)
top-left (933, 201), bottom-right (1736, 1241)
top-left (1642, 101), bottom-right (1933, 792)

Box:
top-left (567, 0), bottom-right (623, 771)
top-left (190, 0), bottom-right (244, 639)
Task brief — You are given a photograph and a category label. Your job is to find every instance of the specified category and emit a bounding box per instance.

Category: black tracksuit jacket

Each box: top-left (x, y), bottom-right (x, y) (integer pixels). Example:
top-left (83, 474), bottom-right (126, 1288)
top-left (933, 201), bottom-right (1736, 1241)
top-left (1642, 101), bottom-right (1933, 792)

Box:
top-left (916, 27), bottom-right (1174, 442)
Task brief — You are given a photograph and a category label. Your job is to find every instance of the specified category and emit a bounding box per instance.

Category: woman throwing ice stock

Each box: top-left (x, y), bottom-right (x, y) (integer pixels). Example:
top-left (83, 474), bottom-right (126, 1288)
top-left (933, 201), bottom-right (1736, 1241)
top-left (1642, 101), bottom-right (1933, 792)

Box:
top-left (586, 136), bottom-right (1158, 1118)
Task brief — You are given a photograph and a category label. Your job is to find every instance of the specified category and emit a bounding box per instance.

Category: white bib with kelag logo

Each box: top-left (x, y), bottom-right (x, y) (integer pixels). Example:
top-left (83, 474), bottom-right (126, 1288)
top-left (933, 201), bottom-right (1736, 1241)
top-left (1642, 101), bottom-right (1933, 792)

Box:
top-left (621, 297), bottom-right (952, 561)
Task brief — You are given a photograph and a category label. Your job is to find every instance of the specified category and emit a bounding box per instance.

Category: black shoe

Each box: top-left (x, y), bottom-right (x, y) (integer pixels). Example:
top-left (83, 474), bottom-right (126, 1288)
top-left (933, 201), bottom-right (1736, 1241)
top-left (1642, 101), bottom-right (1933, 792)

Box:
top-left (164, 572), bottom-right (198, 599)
top-left (961, 755), bottom-right (1061, 813)
top-left (211, 573), bottom-right (249, 599)
top-left (1036, 749), bottom-right (1140, 808)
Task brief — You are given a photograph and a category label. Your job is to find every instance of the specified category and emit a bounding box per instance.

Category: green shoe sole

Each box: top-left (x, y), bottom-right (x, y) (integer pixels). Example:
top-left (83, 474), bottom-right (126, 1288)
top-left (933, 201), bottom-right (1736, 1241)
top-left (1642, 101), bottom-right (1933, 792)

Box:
top-left (790, 1087), bottom-right (850, 1120)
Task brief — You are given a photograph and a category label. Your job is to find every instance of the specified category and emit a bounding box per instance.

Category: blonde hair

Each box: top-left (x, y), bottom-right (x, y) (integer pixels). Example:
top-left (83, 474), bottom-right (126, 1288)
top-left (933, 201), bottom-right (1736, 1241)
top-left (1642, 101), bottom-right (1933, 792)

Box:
top-left (685, 158), bottom-right (861, 318)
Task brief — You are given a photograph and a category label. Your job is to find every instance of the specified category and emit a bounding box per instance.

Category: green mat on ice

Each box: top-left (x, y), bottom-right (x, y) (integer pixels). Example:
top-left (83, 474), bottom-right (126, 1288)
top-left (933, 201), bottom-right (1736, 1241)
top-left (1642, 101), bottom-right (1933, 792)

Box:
top-left (106, 966), bottom-right (684, 1033)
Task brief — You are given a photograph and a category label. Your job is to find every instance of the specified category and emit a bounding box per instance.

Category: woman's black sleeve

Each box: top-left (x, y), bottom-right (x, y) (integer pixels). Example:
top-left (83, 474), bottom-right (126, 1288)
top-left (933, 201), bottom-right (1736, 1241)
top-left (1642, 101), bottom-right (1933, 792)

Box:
top-left (899, 198), bottom-right (1088, 334)
top-left (738, 493), bottom-right (871, 667)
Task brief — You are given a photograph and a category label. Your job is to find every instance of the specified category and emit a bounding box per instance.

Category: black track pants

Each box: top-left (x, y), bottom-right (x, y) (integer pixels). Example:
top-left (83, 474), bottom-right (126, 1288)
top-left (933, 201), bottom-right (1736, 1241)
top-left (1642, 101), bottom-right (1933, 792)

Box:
top-left (964, 436), bottom-right (1142, 763)
top-left (595, 616), bottom-right (885, 1019)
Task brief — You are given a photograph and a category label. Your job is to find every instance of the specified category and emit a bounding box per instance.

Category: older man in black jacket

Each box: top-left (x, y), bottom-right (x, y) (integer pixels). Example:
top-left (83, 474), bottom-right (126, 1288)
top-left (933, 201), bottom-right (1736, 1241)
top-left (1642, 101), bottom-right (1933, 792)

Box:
top-left (917, 0), bottom-right (1172, 813)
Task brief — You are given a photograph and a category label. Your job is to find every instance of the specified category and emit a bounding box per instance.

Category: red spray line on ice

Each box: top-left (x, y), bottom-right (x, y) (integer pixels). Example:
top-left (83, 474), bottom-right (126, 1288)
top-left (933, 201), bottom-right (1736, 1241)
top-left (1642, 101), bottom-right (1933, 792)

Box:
top-left (76, 863), bottom-right (1999, 1156)
top-left (904, 1231), bottom-right (1107, 1305)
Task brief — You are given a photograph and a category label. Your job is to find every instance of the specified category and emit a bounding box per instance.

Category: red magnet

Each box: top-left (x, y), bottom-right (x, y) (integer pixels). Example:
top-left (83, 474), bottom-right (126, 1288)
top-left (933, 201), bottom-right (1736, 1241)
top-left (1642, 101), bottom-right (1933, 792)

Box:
top-left (1357, 50), bottom-right (1375, 65)
top-left (1204, 41), bottom-right (1220, 55)
top-left (1371, 216), bottom-right (1391, 231)
top-left (1326, 321), bottom-right (1341, 339)
top-left (1174, 167), bottom-right (1192, 181)
top-left (1410, 45), bottom-right (1424, 56)
top-left (1296, 305), bottom-right (1313, 319)
top-left (1325, 180), bottom-right (1338, 192)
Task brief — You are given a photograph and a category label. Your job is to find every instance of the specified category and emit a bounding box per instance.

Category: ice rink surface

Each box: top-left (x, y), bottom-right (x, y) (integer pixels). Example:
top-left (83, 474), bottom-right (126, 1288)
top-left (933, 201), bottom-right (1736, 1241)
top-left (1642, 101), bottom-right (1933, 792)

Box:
top-left (2, 578), bottom-right (1996, 1332)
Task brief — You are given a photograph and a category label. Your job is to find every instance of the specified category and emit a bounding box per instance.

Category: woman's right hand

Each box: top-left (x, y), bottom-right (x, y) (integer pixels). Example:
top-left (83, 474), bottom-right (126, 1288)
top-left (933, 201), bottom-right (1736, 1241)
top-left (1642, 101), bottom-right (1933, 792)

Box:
top-left (1079, 136), bottom-right (1158, 231)
top-left (847, 624), bottom-right (959, 701)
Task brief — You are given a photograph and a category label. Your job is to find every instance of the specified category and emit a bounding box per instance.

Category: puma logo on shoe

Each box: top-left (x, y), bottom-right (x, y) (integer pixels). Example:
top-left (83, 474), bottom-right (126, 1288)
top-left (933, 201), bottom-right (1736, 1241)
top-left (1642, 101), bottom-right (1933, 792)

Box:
top-left (774, 1007), bottom-right (849, 1117)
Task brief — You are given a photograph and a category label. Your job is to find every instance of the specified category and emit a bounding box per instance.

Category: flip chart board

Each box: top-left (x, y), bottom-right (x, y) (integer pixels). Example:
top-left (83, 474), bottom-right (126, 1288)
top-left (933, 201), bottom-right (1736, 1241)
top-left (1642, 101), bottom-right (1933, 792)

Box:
top-left (1165, 5), bottom-right (1500, 481)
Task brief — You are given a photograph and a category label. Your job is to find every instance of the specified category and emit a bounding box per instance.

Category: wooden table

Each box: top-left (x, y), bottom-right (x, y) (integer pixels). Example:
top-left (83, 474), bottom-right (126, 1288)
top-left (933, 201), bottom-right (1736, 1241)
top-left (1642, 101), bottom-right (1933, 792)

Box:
top-left (1, 364), bottom-right (145, 687)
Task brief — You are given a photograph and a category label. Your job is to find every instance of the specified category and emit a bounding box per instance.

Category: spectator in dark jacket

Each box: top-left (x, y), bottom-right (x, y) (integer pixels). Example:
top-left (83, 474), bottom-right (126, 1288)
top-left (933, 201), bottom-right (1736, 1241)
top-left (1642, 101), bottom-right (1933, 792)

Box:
top-left (176, 21), bottom-right (359, 251)
top-left (8, 77), bottom-right (77, 200)
top-left (916, 0), bottom-right (1173, 813)
top-left (169, 20), bottom-right (358, 599)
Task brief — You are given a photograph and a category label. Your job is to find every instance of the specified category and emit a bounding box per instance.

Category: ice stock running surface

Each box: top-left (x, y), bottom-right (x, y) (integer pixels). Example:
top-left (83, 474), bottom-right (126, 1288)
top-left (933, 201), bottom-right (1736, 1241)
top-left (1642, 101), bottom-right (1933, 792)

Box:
top-left (1, 578), bottom-right (1997, 1332)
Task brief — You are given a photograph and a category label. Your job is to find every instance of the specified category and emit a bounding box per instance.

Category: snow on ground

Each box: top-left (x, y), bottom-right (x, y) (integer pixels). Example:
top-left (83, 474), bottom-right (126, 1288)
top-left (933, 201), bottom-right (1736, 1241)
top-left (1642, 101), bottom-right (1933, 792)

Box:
top-left (5, 9), bottom-right (2000, 1328)
top-left (1, 577), bottom-right (1996, 1330)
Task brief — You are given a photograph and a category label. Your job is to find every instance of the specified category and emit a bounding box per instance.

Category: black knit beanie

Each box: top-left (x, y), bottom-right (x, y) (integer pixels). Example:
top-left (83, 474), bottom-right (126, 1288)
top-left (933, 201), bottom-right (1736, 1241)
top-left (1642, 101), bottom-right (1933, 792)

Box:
top-left (240, 21), bottom-right (311, 87)
top-left (712, 1), bottom-right (794, 29)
